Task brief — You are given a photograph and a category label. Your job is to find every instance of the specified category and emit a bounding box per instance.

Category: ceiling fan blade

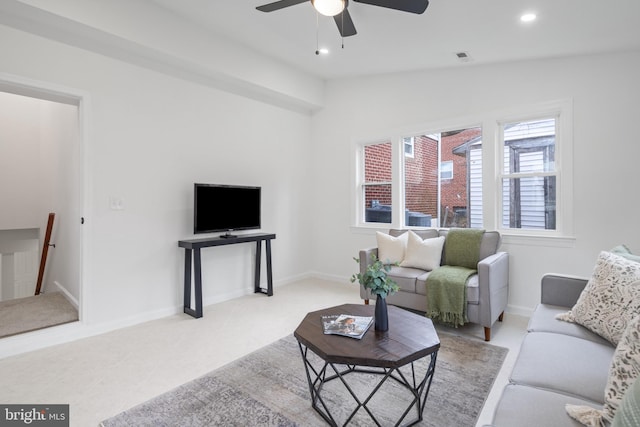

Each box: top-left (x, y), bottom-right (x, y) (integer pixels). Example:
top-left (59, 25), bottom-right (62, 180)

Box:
top-left (334, 8), bottom-right (357, 37)
top-left (353, 0), bottom-right (429, 14)
top-left (256, 0), bottom-right (309, 13)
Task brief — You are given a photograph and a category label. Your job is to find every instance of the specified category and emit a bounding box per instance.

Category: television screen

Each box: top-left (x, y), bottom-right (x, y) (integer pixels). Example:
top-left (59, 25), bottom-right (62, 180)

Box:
top-left (194, 184), bottom-right (261, 235)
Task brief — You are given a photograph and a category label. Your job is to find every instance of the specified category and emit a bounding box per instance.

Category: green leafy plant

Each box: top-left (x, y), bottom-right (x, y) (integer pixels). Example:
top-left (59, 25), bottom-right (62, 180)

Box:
top-left (350, 254), bottom-right (399, 299)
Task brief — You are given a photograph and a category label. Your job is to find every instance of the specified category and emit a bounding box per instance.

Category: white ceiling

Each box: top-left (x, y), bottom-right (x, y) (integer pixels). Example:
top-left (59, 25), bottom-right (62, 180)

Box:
top-left (148, 0), bottom-right (640, 80)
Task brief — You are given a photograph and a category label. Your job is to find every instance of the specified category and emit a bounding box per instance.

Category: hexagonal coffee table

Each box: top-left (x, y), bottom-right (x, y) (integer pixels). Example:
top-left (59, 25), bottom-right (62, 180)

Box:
top-left (294, 303), bottom-right (440, 426)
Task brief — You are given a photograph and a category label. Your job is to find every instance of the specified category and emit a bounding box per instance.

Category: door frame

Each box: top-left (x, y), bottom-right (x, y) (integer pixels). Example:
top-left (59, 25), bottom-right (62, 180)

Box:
top-left (0, 72), bottom-right (89, 323)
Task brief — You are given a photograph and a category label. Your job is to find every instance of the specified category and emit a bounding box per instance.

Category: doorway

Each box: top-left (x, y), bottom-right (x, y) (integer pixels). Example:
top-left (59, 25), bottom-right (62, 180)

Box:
top-left (0, 76), bottom-right (84, 337)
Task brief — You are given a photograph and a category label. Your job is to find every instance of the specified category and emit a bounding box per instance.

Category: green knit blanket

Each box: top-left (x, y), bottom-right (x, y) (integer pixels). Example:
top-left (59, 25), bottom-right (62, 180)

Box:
top-left (444, 228), bottom-right (485, 269)
top-left (426, 228), bottom-right (485, 327)
top-left (426, 266), bottom-right (476, 327)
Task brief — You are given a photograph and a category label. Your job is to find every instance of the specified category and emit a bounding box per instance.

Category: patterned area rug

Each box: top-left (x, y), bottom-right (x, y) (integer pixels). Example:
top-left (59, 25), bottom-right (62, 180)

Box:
top-left (101, 331), bottom-right (507, 426)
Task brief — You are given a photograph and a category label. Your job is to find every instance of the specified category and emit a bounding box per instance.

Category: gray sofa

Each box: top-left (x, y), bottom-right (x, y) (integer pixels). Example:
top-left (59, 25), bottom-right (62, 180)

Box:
top-left (358, 228), bottom-right (509, 341)
top-left (491, 274), bottom-right (614, 426)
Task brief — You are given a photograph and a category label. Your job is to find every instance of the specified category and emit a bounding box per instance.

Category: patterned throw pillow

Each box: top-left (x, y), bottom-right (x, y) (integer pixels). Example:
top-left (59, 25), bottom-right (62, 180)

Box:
top-left (566, 314), bottom-right (640, 425)
top-left (557, 251), bottom-right (640, 345)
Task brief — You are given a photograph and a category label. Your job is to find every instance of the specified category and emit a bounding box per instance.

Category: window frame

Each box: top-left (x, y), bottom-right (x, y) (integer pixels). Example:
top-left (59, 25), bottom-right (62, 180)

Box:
top-left (495, 101), bottom-right (573, 238)
top-left (440, 160), bottom-right (453, 180)
top-left (403, 136), bottom-right (415, 158)
top-left (351, 99), bottom-right (573, 240)
top-left (355, 139), bottom-right (399, 226)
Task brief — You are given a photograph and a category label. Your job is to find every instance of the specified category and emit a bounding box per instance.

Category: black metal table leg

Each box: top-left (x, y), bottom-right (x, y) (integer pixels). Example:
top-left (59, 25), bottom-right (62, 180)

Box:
top-left (193, 248), bottom-right (203, 318)
top-left (178, 233), bottom-right (276, 317)
top-left (254, 240), bottom-right (262, 294)
top-left (183, 248), bottom-right (192, 315)
top-left (297, 342), bottom-right (437, 427)
top-left (265, 239), bottom-right (273, 296)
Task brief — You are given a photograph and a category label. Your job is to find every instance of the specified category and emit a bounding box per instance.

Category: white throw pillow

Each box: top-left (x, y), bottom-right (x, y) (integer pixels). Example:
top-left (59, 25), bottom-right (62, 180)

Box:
top-left (376, 231), bottom-right (408, 264)
top-left (557, 251), bottom-right (640, 345)
top-left (400, 231), bottom-right (445, 271)
top-left (566, 314), bottom-right (640, 425)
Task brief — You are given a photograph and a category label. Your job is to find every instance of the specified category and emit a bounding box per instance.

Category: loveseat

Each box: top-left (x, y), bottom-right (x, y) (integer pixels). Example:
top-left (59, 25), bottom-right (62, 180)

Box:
top-left (358, 228), bottom-right (509, 341)
top-left (492, 249), bottom-right (640, 426)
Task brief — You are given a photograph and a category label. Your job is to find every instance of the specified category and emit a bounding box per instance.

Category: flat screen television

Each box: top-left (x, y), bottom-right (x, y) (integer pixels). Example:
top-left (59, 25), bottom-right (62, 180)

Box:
top-left (194, 183), bottom-right (261, 236)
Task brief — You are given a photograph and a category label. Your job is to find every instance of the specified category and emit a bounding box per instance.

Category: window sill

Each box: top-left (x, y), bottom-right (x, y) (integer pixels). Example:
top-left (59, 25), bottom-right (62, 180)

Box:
top-left (352, 225), bottom-right (576, 248)
top-left (501, 233), bottom-right (576, 248)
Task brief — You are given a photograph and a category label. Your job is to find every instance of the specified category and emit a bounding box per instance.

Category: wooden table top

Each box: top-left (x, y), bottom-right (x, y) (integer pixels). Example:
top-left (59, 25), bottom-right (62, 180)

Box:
top-left (293, 303), bottom-right (440, 368)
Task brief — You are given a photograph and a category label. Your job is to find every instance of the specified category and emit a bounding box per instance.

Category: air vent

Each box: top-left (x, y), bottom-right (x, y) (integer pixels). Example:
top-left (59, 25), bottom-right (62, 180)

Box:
top-left (455, 52), bottom-right (472, 62)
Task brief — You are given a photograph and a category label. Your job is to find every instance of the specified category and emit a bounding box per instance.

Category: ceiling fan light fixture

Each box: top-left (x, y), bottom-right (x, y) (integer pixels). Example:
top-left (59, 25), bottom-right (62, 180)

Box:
top-left (520, 13), bottom-right (537, 22)
top-left (311, 0), bottom-right (345, 17)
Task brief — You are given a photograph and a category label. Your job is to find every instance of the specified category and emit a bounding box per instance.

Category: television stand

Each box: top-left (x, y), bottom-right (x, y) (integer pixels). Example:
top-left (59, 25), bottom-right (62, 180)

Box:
top-left (178, 232), bottom-right (276, 318)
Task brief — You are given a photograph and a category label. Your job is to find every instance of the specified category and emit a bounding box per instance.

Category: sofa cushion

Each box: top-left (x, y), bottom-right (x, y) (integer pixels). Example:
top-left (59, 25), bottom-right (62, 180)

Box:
top-left (528, 304), bottom-right (611, 345)
top-left (376, 231), bottom-right (408, 264)
top-left (492, 384), bottom-right (601, 427)
top-left (386, 266), bottom-right (424, 293)
top-left (558, 251), bottom-right (640, 345)
top-left (510, 332), bottom-right (614, 404)
top-left (390, 228), bottom-right (439, 241)
top-left (566, 314), bottom-right (640, 425)
top-left (400, 232), bottom-right (445, 271)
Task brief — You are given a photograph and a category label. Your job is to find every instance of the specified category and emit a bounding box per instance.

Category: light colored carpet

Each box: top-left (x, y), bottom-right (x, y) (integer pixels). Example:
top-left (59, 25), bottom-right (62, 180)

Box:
top-left (101, 330), bottom-right (508, 426)
top-left (0, 292), bottom-right (78, 338)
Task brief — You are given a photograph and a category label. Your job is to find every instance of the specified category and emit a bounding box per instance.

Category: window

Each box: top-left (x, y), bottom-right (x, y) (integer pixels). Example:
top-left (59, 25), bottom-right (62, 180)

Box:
top-left (353, 100), bottom-right (572, 237)
top-left (362, 141), bottom-right (393, 224)
top-left (402, 128), bottom-right (481, 228)
top-left (440, 161), bottom-right (453, 180)
top-left (403, 133), bottom-right (439, 227)
top-left (358, 127), bottom-right (482, 228)
top-left (500, 118), bottom-right (557, 230)
top-left (403, 136), bottom-right (414, 158)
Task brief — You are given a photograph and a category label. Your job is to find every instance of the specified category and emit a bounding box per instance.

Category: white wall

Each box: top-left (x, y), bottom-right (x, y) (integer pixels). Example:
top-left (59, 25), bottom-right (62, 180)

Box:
top-left (39, 98), bottom-right (81, 302)
top-left (0, 92), bottom-right (50, 229)
top-left (0, 21), bottom-right (313, 334)
top-left (310, 50), bottom-right (640, 315)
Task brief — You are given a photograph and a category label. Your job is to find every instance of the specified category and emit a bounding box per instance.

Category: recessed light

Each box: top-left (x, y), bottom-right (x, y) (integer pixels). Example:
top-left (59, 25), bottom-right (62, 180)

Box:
top-left (316, 48), bottom-right (329, 55)
top-left (520, 13), bottom-right (537, 22)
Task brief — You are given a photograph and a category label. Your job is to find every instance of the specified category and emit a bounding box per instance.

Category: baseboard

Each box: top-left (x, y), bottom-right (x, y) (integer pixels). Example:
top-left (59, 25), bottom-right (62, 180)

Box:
top-left (305, 271), bottom-right (346, 284)
top-left (274, 271), bottom-right (312, 286)
top-left (506, 303), bottom-right (534, 318)
top-left (0, 271), bottom-right (415, 360)
top-left (0, 304), bottom-right (181, 360)
top-left (51, 280), bottom-right (79, 310)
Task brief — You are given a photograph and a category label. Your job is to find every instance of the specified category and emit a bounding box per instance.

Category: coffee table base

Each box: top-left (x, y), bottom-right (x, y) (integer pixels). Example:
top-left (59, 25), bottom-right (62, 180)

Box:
top-left (298, 342), bottom-right (438, 427)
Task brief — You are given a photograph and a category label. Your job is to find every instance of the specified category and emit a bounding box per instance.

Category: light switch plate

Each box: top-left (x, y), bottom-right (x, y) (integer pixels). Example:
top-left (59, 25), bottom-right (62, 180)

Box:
top-left (109, 197), bottom-right (125, 210)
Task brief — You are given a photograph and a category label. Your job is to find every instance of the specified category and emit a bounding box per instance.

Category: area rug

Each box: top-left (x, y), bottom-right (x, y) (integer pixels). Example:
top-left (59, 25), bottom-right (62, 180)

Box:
top-left (0, 292), bottom-right (78, 338)
top-left (101, 331), bottom-right (507, 426)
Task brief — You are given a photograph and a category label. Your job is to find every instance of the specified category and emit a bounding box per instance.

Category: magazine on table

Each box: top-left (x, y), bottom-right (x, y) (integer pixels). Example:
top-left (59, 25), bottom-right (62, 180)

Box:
top-left (321, 314), bottom-right (373, 339)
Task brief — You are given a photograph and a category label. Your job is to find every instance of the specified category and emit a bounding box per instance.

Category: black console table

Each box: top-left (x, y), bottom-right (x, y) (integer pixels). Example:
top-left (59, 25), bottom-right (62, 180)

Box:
top-left (178, 233), bottom-right (276, 318)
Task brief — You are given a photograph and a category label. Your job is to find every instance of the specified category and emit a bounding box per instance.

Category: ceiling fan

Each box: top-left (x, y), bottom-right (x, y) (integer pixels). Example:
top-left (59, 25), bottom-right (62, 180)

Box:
top-left (256, 0), bottom-right (430, 37)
